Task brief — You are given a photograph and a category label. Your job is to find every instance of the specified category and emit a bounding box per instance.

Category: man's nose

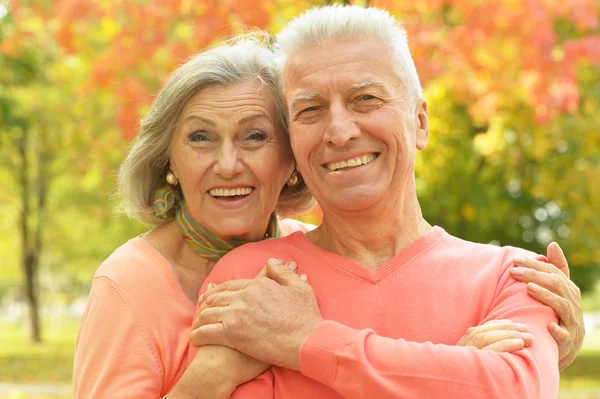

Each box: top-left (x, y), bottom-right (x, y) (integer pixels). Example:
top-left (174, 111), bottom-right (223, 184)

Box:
top-left (323, 103), bottom-right (361, 147)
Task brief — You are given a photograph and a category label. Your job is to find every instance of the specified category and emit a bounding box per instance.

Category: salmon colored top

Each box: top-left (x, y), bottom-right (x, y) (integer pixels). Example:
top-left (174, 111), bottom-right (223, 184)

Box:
top-left (72, 218), bottom-right (314, 399)
top-left (192, 226), bottom-right (559, 399)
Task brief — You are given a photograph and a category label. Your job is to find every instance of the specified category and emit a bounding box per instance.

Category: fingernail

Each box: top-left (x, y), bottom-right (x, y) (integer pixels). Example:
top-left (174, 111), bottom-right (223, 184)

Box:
top-left (198, 294), bottom-right (204, 303)
top-left (513, 257), bottom-right (525, 265)
top-left (269, 258), bottom-right (283, 265)
top-left (300, 274), bottom-right (308, 282)
top-left (208, 283), bottom-right (216, 289)
top-left (523, 333), bottom-right (535, 341)
top-left (288, 261), bottom-right (297, 271)
top-left (510, 267), bottom-right (524, 276)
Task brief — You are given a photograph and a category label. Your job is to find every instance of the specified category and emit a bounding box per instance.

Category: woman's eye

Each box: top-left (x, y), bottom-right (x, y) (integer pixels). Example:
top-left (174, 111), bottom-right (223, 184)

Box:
top-left (244, 130), bottom-right (267, 142)
top-left (189, 131), bottom-right (210, 142)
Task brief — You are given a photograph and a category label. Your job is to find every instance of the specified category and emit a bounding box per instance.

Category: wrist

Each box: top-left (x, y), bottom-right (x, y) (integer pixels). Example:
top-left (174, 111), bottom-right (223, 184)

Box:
top-left (287, 317), bottom-right (324, 371)
top-left (171, 350), bottom-right (238, 399)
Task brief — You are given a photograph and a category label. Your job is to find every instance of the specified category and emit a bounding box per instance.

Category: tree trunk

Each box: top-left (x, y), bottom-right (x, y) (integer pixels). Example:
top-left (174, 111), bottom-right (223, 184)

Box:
top-left (24, 249), bottom-right (41, 342)
top-left (18, 130), bottom-right (41, 343)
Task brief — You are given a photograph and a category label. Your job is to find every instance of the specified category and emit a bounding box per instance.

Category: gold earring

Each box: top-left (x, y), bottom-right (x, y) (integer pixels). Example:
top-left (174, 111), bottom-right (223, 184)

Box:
top-left (166, 171), bottom-right (179, 186)
top-left (286, 171), bottom-right (299, 187)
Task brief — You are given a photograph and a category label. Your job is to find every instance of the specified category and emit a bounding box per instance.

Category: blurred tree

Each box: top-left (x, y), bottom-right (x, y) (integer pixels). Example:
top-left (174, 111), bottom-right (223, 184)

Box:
top-left (0, 3), bottom-right (146, 342)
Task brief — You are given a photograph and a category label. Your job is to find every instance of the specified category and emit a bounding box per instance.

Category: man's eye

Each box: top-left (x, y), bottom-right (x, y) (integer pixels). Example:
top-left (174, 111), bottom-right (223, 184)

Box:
top-left (189, 131), bottom-right (210, 142)
top-left (300, 106), bottom-right (319, 114)
top-left (244, 130), bottom-right (267, 142)
top-left (358, 95), bottom-right (376, 101)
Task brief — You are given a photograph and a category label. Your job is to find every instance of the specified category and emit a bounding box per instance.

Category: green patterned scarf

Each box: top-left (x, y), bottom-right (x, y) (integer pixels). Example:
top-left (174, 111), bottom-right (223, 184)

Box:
top-left (153, 186), bottom-right (279, 261)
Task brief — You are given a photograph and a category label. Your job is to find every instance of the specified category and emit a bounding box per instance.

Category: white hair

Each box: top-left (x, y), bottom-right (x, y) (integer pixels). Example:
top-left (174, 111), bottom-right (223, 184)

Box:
top-left (274, 5), bottom-right (423, 102)
top-left (118, 36), bottom-right (313, 226)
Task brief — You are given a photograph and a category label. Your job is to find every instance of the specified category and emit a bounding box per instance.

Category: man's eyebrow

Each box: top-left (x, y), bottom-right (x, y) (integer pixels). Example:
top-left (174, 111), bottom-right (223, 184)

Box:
top-left (183, 115), bottom-right (215, 127)
top-left (347, 80), bottom-right (386, 92)
top-left (290, 93), bottom-right (322, 110)
top-left (238, 114), bottom-right (272, 125)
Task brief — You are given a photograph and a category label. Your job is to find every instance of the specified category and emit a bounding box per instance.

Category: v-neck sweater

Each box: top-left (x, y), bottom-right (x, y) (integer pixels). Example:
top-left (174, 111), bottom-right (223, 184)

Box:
top-left (72, 218), bottom-right (314, 399)
top-left (194, 226), bottom-right (559, 399)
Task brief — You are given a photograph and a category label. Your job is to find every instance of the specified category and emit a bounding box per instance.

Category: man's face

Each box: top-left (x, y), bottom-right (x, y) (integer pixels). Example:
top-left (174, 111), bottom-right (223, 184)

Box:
top-left (283, 38), bottom-right (428, 214)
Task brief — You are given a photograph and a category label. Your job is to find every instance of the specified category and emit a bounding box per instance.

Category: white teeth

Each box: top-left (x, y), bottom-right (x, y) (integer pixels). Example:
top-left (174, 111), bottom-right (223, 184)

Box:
top-left (324, 154), bottom-right (377, 171)
top-left (209, 187), bottom-right (253, 197)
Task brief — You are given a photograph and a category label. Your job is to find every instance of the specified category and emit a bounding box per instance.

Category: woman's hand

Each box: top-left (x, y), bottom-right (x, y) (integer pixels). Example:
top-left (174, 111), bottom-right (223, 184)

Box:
top-left (457, 320), bottom-right (535, 352)
top-left (509, 242), bottom-right (584, 370)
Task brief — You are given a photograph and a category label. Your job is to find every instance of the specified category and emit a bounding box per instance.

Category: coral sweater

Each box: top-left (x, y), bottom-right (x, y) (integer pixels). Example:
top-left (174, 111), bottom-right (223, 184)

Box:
top-left (72, 218), bottom-right (313, 399)
top-left (193, 226), bottom-right (559, 399)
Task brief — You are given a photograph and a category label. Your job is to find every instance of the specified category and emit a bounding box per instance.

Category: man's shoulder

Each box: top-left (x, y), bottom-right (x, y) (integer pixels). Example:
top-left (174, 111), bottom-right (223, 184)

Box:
top-left (438, 232), bottom-right (542, 272)
top-left (211, 234), bottom-right (305, 281)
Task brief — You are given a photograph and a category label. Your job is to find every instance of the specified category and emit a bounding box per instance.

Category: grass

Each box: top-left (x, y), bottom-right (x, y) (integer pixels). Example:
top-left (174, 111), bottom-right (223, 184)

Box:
top-left (0, 318), bottom-right (599, 398)
top-left (0, 319), bottom-right (78, 384)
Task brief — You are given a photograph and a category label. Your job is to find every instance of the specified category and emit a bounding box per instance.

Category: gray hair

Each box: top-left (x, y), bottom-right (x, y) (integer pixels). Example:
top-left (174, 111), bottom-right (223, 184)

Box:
top-left (274, 5), bottom-right (423, 103)
top-left (119, 36), bottom-right (314, 226)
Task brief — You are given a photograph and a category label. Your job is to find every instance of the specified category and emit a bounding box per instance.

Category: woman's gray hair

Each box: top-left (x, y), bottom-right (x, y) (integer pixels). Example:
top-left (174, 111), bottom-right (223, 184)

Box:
top-left (118, 35), bottom-right (314, 226)
top-left (274, 5), bottom-right (423, 104)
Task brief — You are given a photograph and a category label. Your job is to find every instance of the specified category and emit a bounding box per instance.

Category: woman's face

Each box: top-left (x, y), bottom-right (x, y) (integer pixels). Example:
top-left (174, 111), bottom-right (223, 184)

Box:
top-left (169, 80), bottom-right (294, 241)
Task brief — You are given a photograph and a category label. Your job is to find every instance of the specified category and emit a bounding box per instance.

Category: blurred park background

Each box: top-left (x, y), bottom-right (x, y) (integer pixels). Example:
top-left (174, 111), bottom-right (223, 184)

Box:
top-left (0, 0), bottom-right (599, 397)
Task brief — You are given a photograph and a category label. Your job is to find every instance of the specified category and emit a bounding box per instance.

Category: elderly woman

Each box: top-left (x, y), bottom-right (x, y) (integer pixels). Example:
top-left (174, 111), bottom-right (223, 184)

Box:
top-left (74, 35), bottom-right (581, 399)
top-left (73, 39), bottom-right (314, 398)
top-left (189, 6), bottom-right (583, 399)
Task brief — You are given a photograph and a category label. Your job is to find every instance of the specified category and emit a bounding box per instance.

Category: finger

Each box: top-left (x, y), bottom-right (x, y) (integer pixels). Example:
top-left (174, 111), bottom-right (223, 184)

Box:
top-left (469, 321), bottom-right (531, 334)
top-left (266, 258), bottom-right (304, 287)
top-left (547, 242), bottom-right (569, 278)
top-left (526, 283), bottom-right (574, 326)
top-left (482, 339), bottom-right (526, 353)
top-left (193, 306), bottom-right (227, 330)
top-left (190, 323), bottom-right (227, 347)
top-left (256, 266), bottom-right (268, 278)
top-left (198, 291), bottom-right (237, 313)
top-left (458, 322), bottom-right (531, 346)
top-left (470, 330), bottom-right (535, 349)
top-left (510, 267), bottom-right (567, 297)
top-left (548, 322), bottom-right (570, 345)
top-left (198, 279), bottom-right (253, 304)
top-left (512, 257), bottom-right (560, 275)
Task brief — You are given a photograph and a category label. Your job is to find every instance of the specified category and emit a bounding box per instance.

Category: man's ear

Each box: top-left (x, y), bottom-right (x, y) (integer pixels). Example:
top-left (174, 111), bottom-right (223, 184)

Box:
top-left (416, 100), bottom-right (429, 150)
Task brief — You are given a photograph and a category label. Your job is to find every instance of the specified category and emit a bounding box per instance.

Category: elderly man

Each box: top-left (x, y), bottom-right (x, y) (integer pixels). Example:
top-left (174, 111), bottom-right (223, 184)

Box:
top-left (190, 6), bottom-right (577, 398)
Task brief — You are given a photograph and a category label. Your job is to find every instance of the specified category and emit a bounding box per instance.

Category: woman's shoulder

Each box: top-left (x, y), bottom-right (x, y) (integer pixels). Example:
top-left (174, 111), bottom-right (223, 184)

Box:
top-left (94, 236), bottom-right (172, 287)
top-left (279, 217), bottom-right (317, 236)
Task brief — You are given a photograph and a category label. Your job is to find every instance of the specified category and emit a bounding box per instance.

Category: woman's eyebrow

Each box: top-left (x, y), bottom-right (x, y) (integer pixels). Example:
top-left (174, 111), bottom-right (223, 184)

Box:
top-left (238, 114), bottom-right (272, 125)
top-left (183, 115), bottom-right (215, 127)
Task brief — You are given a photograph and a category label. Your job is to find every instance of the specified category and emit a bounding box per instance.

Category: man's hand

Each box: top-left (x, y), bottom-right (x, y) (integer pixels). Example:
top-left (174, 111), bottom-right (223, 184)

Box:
top-left (509, 242), bottom-right (584, 370)
top-left (191, 258), bottom-right (322, 371)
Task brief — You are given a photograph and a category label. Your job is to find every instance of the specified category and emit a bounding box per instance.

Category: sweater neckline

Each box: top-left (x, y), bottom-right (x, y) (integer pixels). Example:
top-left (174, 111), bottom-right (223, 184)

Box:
top-left (288, 226), bottom-right (446, 284)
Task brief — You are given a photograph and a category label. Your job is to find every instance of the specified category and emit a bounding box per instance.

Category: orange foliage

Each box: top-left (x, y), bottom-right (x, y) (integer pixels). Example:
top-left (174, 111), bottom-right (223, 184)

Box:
top-left (6, 0), bottom-right (598, 136)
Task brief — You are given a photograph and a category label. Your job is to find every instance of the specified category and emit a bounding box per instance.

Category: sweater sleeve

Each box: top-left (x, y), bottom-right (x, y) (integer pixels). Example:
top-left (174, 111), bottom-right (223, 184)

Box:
top-left (297, 253), bottom-right (559, 399)
top-left (73, 276), bottom-right (164, 399)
